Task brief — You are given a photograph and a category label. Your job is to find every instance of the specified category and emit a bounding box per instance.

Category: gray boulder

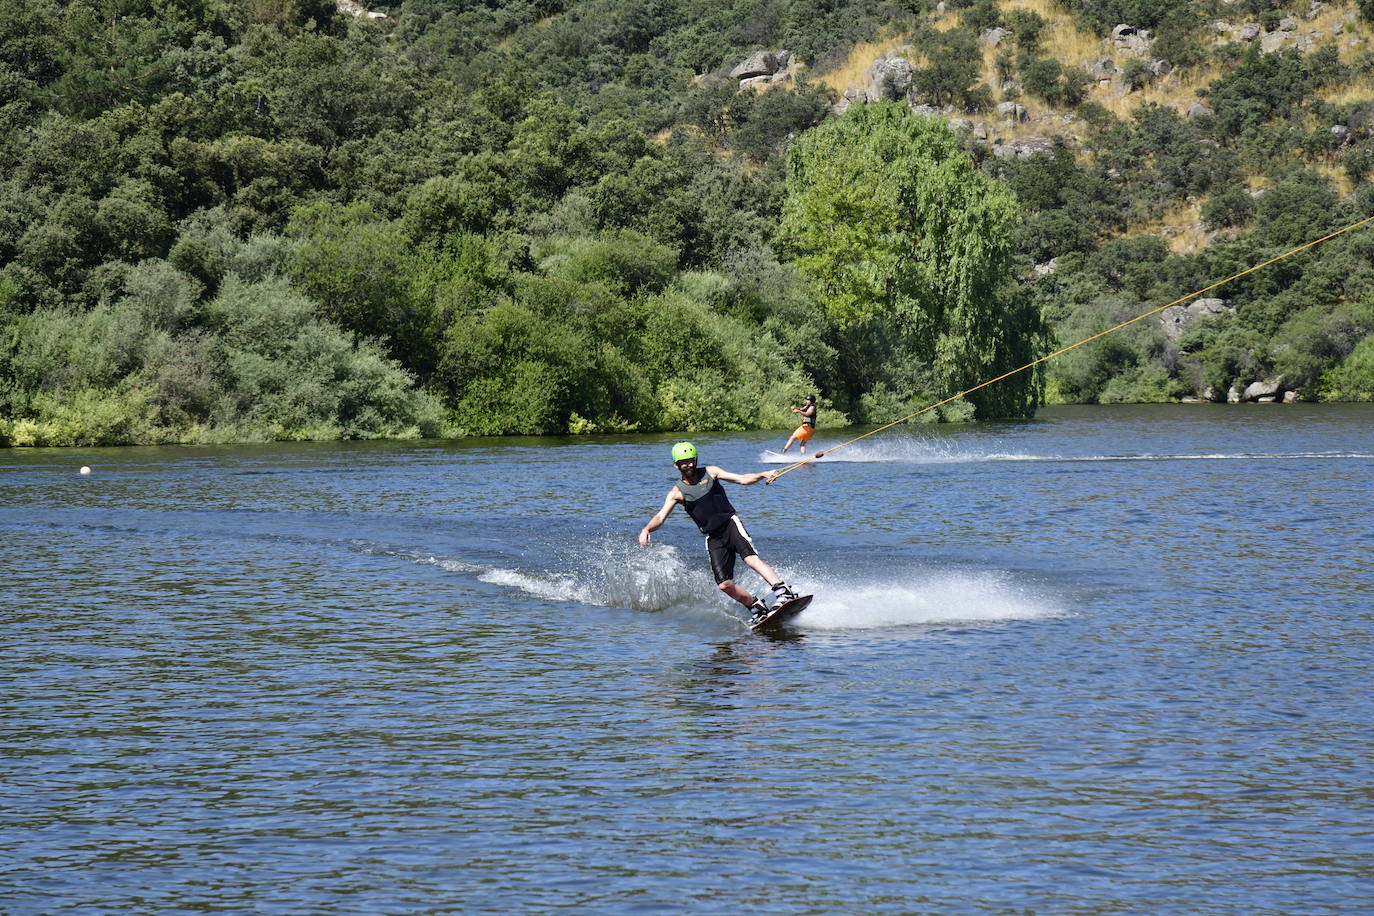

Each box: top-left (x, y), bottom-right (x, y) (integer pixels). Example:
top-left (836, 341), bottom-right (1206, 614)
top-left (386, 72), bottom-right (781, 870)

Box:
top-left (866, 57), bottom-right (914, 102)
top-left (1160, 297), bottom-right (1232, 340)
top-left (1244, 378), bottom-right (1285, 401)
top-left (995, 101), bottom-right (1028, 122)
top-left (1087, 58), bottom-right (1119, 80)
top-left (992, 137), bottom-right (1056, 160)
top-left (1260, 31), bottom-right (1289, 52)
top-left (980, 27), bottom-right (1010, 47)
top-left (731, 51), bottom-right (777, 80)
top-left (1111, 24), bottom-right (1154, 54)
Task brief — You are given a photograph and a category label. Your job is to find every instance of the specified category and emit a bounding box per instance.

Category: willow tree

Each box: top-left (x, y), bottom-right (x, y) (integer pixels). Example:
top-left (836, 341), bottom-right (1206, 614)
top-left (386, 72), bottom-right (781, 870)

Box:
top-left (778, 102), bottom-right (1045, 418)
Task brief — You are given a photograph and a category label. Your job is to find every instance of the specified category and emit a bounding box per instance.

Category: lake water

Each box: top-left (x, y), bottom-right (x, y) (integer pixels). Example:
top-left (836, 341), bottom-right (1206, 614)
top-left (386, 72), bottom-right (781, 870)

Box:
top-left (2, 404), bottom-right (1372, 913)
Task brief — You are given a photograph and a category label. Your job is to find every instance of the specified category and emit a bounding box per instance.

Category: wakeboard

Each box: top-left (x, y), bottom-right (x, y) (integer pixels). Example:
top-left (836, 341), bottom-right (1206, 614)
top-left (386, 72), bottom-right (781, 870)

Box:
top-left (749, 593), bottom-right (814, 631)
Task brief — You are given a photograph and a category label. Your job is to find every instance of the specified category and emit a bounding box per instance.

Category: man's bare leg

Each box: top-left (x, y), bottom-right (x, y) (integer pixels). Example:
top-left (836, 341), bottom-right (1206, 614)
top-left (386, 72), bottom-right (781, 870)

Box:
top-left (743, 554), bottom-right (782, 588)
top-left (718, 579), bottom-right (755, 607)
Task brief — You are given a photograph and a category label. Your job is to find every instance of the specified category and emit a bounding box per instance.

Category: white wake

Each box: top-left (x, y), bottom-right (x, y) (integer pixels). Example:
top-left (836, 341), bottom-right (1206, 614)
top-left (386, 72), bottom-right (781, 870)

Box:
top-left (758, 441), bottom-right (1373, 465)
top-left (472, 537), bottom-right (1066, 632)
top-left (778, 569), bottom-right (1065, 630)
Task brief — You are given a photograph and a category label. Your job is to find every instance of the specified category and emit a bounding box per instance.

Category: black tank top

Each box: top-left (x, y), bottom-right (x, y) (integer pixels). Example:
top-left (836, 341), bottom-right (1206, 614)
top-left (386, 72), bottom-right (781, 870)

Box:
top-left (675, 470), bottom-right (737, 534)
top-left (803, 405), bottom-right (816, 428)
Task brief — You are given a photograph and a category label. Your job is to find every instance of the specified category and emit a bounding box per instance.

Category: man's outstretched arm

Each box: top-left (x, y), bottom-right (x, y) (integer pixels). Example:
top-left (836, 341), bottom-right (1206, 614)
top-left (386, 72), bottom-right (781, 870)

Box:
top-left (708, 466), bottom-right (770, 486)
top-left (639, 490), bottom-right (681, 545)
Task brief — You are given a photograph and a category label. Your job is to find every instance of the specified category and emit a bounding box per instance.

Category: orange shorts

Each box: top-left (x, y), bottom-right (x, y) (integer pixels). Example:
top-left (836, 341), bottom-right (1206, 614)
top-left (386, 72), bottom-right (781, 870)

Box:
top-left (792, 424), bottom-right (814, 443)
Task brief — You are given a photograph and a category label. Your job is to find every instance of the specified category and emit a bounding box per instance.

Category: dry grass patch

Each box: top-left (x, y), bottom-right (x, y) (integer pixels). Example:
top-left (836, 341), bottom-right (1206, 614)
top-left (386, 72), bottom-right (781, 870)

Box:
top-left (931, 7), bottom-right (961, 31)
top-left (1310, 5), bottom-right (1373, 61)
top-left (1128, 200), bottom-right (1211, 254)
top-left (999, 0), bottom-right (1103, 62)
top-left (811, 36), bottom-right (920, 95)
top-left (980, 109), bottom-right (1085, 145)
top-left (1320, 77), bottom-right (1374, 106)
top-left (981, 41), bottom-right (1006, 99)
top-left (1093, 62), bottom-right (1228, 119)
top-left (1315, 161), bottom-right (1356, 196)
top-left (1037, 23), bottom-right (1105, 66)
top-left (1309, 9), bottom-right (1374, 105)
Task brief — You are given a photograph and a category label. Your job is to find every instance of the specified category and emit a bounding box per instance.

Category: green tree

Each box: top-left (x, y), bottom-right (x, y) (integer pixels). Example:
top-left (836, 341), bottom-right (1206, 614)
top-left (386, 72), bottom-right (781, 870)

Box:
top-left (1006, 9), bottom-right (1045, 49)
top-left (778, 103), bottom-right (1043, 418)
top-left (1201, 186), bottom-right (1255, 229)
top-left (287, 199), bottom-right (412, 346)
top-left (1322, 335), bottom-right (1374, 400)
top-left (912, 29), bottom-right (991, 111)
top-left (208, 275), bottom-right (443, 440)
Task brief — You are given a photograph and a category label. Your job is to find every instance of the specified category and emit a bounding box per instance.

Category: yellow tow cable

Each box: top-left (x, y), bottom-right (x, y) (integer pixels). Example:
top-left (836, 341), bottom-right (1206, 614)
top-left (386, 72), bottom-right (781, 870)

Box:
top-left (767, 213), bottom-right (1374, 483)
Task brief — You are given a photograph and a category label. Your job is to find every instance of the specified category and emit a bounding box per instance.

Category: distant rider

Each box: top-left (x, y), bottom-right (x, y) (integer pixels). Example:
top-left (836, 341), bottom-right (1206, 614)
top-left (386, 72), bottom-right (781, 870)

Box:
top-left (638, 441), bottom-right (798, 624)
top-left (781, 394), bottom-right (817, 454)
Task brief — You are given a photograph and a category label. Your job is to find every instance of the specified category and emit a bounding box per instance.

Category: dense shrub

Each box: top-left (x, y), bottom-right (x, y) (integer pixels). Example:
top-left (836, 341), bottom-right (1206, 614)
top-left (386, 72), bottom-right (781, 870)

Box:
top-left (538, 229), bottom-right (679, 295)
top-left (1201, 187), bottom-right (1256, 230)
top-left (912, 29), bottom-right (992, 111)
top-left (208, 276), bottom-right (444, 440)
top-left (1006, 10), bottom-right (1045, 49)
top-left (1322, 336), bottom-right (1374, 399)
top-left (1202, 48), bottom-right (1347, 139)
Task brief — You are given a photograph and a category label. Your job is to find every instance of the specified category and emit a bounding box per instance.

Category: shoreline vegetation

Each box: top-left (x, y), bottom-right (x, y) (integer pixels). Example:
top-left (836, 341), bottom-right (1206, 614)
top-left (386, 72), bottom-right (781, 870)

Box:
top-left (4, 0), bottom-right (1374, 449)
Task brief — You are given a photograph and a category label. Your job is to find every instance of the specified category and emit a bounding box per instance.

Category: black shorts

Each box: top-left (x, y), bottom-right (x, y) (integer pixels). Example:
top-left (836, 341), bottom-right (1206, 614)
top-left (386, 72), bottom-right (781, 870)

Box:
top-left (704, 515), bottom-right (758, 584)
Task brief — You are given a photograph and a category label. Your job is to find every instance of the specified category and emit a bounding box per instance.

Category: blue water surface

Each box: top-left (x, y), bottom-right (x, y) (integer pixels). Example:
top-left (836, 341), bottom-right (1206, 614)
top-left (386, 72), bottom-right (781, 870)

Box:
top-left (2, 404), bottom-right (1372, 913)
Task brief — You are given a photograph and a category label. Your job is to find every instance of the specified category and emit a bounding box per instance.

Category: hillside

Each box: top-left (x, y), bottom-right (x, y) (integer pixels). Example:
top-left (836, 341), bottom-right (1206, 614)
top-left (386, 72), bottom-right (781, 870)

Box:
top-left (794, 0), bottom-right (1374, 404)
top-left (1, 0), bottom-right (1373, 447)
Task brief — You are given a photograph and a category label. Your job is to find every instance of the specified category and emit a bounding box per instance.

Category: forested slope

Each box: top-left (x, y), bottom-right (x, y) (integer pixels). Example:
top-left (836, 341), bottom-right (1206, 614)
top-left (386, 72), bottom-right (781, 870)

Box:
top-left (3, 0), bottom-right (1373, 447)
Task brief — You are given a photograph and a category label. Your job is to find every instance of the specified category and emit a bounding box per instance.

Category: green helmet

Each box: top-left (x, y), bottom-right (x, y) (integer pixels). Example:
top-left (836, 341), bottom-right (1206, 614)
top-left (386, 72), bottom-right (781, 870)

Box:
top-left (671, 441), bottom-right (697, 462)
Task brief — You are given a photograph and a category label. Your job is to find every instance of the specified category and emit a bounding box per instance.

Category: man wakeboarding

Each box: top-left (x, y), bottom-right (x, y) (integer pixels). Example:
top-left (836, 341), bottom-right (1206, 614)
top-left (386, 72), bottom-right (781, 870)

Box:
top-left (638, 441), bottom-right (799, 626)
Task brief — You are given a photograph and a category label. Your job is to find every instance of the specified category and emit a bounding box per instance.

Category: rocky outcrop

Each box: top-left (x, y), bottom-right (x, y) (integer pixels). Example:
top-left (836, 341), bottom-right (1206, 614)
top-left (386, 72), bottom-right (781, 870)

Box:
top-left (336, 0), bottom-right (386, 18)
top-left (730, 50), bottom-right (796, 87)
top-left (992, 137), bottom-right (1056, 160)
top-left (995, 101), bottom-right (1028, 123)
top-left (1087, 58), bottom-right (1119, 84)
top-left (1111, 24), bottom-right (1154, 56)
top-left (980, 27), bottom-right (1010, 47)
top-left (1160, 297), bottom-right (1233, 341)
top-left (1211, 6), bottom-right (1358, 54)
top-left (1221, 377), bottom-right (1297, 403)
top-left (865, 57), bottom-right (915, 102)
top-left (1244, 377), bottom-right (1286, 402)
top-left (731, 51), bottom-right (781, 80)
top-left (832, 55), bottom-right (922, 113)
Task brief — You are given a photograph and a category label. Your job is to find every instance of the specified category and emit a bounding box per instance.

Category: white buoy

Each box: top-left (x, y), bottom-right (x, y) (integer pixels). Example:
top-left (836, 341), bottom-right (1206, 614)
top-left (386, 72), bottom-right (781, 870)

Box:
top-left (79, 466), bottom-right (91, 475)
